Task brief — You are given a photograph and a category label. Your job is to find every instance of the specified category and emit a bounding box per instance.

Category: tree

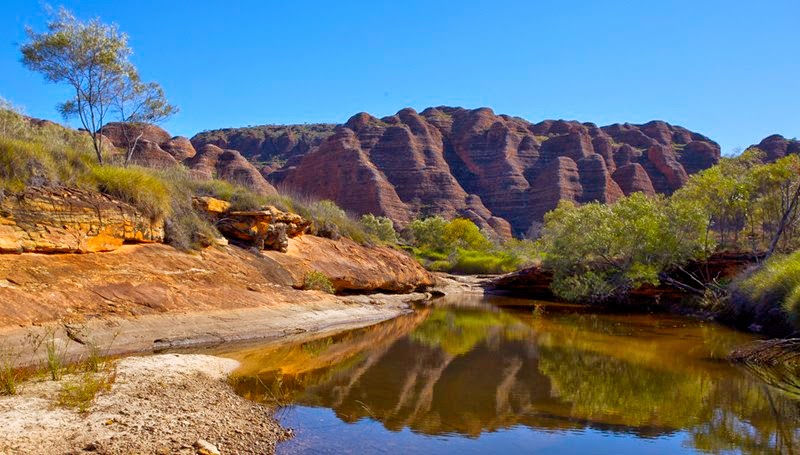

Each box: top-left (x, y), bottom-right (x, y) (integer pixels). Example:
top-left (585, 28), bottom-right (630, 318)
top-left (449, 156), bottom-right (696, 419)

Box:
top-left (407, 216), bottom-right (449, 252)
top-left (539, 193), bottom-right (708, 302)
top-left (113, 73), bottom-right (177, 165)
top-left (360, 214), bottom-right (398, 243)
top-left (443, 218), bottom-right (491, 251)
top-left (20, 8), bottom-right (174, 164)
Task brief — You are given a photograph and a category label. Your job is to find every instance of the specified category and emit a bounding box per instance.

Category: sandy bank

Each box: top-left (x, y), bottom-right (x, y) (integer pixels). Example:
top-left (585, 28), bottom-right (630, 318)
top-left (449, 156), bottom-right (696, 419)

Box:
top-left (0, 354), bottom-right (286, 454)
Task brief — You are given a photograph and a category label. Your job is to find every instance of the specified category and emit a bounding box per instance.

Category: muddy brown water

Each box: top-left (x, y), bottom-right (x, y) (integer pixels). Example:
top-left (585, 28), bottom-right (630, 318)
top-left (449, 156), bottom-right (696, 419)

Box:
top-left (219, 295), bottom-right (800, 454)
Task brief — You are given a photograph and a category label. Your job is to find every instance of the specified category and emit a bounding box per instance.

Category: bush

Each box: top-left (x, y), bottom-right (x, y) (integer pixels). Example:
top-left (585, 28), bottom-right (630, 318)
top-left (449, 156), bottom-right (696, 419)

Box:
top-left (742, 251), bottom-right (800, 328)
top-left (360, 214), bottom-right (397, 244)
top-left (405, 216), bottom-right (537, 274)
top-left (539, 193), bottom-right (708, 302)
top-left (0, 137), bottom-right (95, 192)
top-left (57, 371), bottom-right (115, 413)
top-left (451, 248), bottom-right (519, 274)
top-left (303, 270), bottom-right (335, 294)
top-left (407, 216), bottom-right (449, 252)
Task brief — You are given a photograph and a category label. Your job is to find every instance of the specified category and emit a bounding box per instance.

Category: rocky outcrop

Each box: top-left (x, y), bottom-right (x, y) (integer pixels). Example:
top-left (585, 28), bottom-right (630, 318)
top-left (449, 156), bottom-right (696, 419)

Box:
top-left (186, 144), bottom-right (277, 195)
top-left (0, 187), bottom-right (164, 254)
top-left (748, 134), bottom-right (800, 162)
top-left (194, 197), bottom-right (311, 252)
top-left (193, 107), bottom-right (720, 237)
top-left (101, 123), bottom-right (173, 147)
top-left (99, 122), bottom-right (196, 168)
top-left (161, 136), bottom-right (197, 160)
top-left (261, 235), bottom-right (434, 293)
top-left (484, 266), bottom-right (554, 299)
top-left (190, 124), bottom-right (337, 164)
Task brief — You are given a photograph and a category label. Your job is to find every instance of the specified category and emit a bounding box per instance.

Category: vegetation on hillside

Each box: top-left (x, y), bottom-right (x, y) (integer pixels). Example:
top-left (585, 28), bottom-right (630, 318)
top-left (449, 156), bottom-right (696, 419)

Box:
top-left (672, 148), bottom-right (800, 255)
top-left (0, 102), bottom-right (374, 249)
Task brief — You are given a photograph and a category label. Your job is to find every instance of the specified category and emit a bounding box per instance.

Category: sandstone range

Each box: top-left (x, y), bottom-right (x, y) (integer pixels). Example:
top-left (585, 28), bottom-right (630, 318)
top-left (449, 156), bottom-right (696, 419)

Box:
top-left (191, 107), bottom-right (724, 237)
top-left (96, 107), bottom-right (799, 238)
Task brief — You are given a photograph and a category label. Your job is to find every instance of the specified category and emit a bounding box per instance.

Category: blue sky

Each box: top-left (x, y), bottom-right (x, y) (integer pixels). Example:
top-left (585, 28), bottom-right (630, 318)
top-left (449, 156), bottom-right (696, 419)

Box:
top-left (0, 1), bottom-right (797, 154)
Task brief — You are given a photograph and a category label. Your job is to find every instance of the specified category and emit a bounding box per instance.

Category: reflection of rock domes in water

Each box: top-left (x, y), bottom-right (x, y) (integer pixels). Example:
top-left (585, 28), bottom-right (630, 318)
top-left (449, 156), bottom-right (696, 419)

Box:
top-left (228, 296), bottom-right (800, 452)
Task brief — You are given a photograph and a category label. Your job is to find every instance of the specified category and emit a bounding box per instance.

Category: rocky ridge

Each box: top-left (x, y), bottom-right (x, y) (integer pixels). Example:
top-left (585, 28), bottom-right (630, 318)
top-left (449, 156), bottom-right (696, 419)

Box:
top-left (192, 107), bottom-right (722, 236)
top-left (101, 122), bottom-right (278, 195)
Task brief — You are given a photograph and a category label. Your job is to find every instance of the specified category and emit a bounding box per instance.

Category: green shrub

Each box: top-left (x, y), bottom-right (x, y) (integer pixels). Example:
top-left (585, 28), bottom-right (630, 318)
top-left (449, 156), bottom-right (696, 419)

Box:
top-left (407, 216), bottom-right (449, 252)
top-left (405, 216), bottom-right (537, 274)
top-left (427, 260), bottom-right (453, 272)
top-left (539, 193), bottom-right (708, 302)
top-left (360, 214), bottom-right (397, 244)
top-left (0, 355), bottom-right (20, 395)
top-left (743, 251), bottom-right (800, 327)
top-left (303, 270), bottom-right (335, 294)
top-left (451, 249), bottom-right (519, 274)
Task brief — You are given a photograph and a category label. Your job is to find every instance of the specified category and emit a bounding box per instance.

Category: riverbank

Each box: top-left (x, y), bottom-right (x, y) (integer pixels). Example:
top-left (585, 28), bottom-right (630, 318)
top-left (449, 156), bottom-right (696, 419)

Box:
top-left (0, 354), bottom-right (288, 454)
top-left (0, 237), bottom-right (436, 365)
top-left (0, 234), bottom-right (449, 454)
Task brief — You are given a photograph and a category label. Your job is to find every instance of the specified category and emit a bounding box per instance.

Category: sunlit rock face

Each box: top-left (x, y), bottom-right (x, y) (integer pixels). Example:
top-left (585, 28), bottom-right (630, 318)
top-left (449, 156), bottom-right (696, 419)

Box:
top-left (192, 108), bottom-right (720, 237)
top-left (0, 187), bottom-right (164, 253)
top-left (227, 296), bottom-right (799, 453)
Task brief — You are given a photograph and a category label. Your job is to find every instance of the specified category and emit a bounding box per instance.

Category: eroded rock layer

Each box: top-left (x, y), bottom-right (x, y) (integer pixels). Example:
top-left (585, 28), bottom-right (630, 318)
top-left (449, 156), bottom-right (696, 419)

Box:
top-left (192, 107), bottom-right (721, 236)
top-left (0, 187), bottom-right (164, 253)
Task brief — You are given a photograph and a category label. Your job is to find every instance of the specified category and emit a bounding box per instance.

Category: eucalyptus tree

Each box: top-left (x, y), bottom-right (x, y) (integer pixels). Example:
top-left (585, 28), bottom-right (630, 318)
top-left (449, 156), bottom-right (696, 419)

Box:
top-left (21, 8), bottom-right (175, 164)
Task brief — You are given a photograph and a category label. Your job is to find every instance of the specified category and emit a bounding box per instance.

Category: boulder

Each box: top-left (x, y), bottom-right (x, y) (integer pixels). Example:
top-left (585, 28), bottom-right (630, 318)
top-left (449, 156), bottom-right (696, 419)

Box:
top-left (161, 136), bottom-right (197, 160)
top-left (129, 140), bottom-right (179, 168)
top-left (748, 135), bottom-right (800, 162)
top-left (261, 235), bottom-right (434, 293)
top-left (194, 198), bottom-right (310, 252)
top-left (100, 123), bottom-right (172, 150)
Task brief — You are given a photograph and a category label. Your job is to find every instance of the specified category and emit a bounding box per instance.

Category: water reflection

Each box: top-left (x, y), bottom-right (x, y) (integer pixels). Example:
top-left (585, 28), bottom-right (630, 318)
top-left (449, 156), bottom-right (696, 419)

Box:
top-left (224, 295), bottom-right (800, 454)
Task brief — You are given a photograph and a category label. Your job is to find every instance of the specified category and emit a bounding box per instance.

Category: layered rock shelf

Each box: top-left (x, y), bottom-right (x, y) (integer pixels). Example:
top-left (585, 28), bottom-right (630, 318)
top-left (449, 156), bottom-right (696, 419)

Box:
top-left (0, 187), bottom-right (164, 254)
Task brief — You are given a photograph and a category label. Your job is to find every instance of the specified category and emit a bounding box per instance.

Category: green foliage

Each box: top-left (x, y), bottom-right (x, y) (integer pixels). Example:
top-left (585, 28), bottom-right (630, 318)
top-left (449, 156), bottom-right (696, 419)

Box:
top-left (540, 193), bottom-right (708, 302)
top-left (44, 330), bottom-right (68, 381)
top-left (360, 214), bottom-right (397, 244)
top-left (450, 248), bottom-right (519, 274)
top-left (743, 251), bottom-right (800, 327)
top-left (408, 216), bottom-right (449, 252)
top-left (303, 270), bottom-right (335, 294)
top-left (0, 355), bottom-right (20, 395)
top-left (444, 218), bottom-right (492, 251)
top-left (673, 149), bottom-right (800, 254)
top-left (407, 217), bottom-right (538, 274)
top-left (21, 8), bottom-right (175, 164)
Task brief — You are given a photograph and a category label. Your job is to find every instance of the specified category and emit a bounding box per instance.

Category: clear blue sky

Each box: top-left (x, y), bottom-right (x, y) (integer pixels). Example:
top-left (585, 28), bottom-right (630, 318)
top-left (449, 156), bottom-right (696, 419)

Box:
top-left (1, 1), bottom-right (797, 154)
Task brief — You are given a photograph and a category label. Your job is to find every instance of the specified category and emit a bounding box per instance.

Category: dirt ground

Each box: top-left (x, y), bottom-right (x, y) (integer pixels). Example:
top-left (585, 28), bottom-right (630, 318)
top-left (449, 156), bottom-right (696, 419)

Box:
top-left (0, 354), bottom-right (291, 454)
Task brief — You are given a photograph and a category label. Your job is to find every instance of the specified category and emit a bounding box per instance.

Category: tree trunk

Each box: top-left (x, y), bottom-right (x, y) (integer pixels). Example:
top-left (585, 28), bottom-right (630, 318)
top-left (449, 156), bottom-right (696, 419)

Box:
top-left (766, 183), bottom-right (800, 260)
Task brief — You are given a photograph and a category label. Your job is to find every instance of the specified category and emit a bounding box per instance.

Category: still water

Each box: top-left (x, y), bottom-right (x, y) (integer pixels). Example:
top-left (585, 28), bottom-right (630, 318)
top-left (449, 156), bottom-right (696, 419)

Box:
top-left (222, 295), bottom-right (800, 454)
